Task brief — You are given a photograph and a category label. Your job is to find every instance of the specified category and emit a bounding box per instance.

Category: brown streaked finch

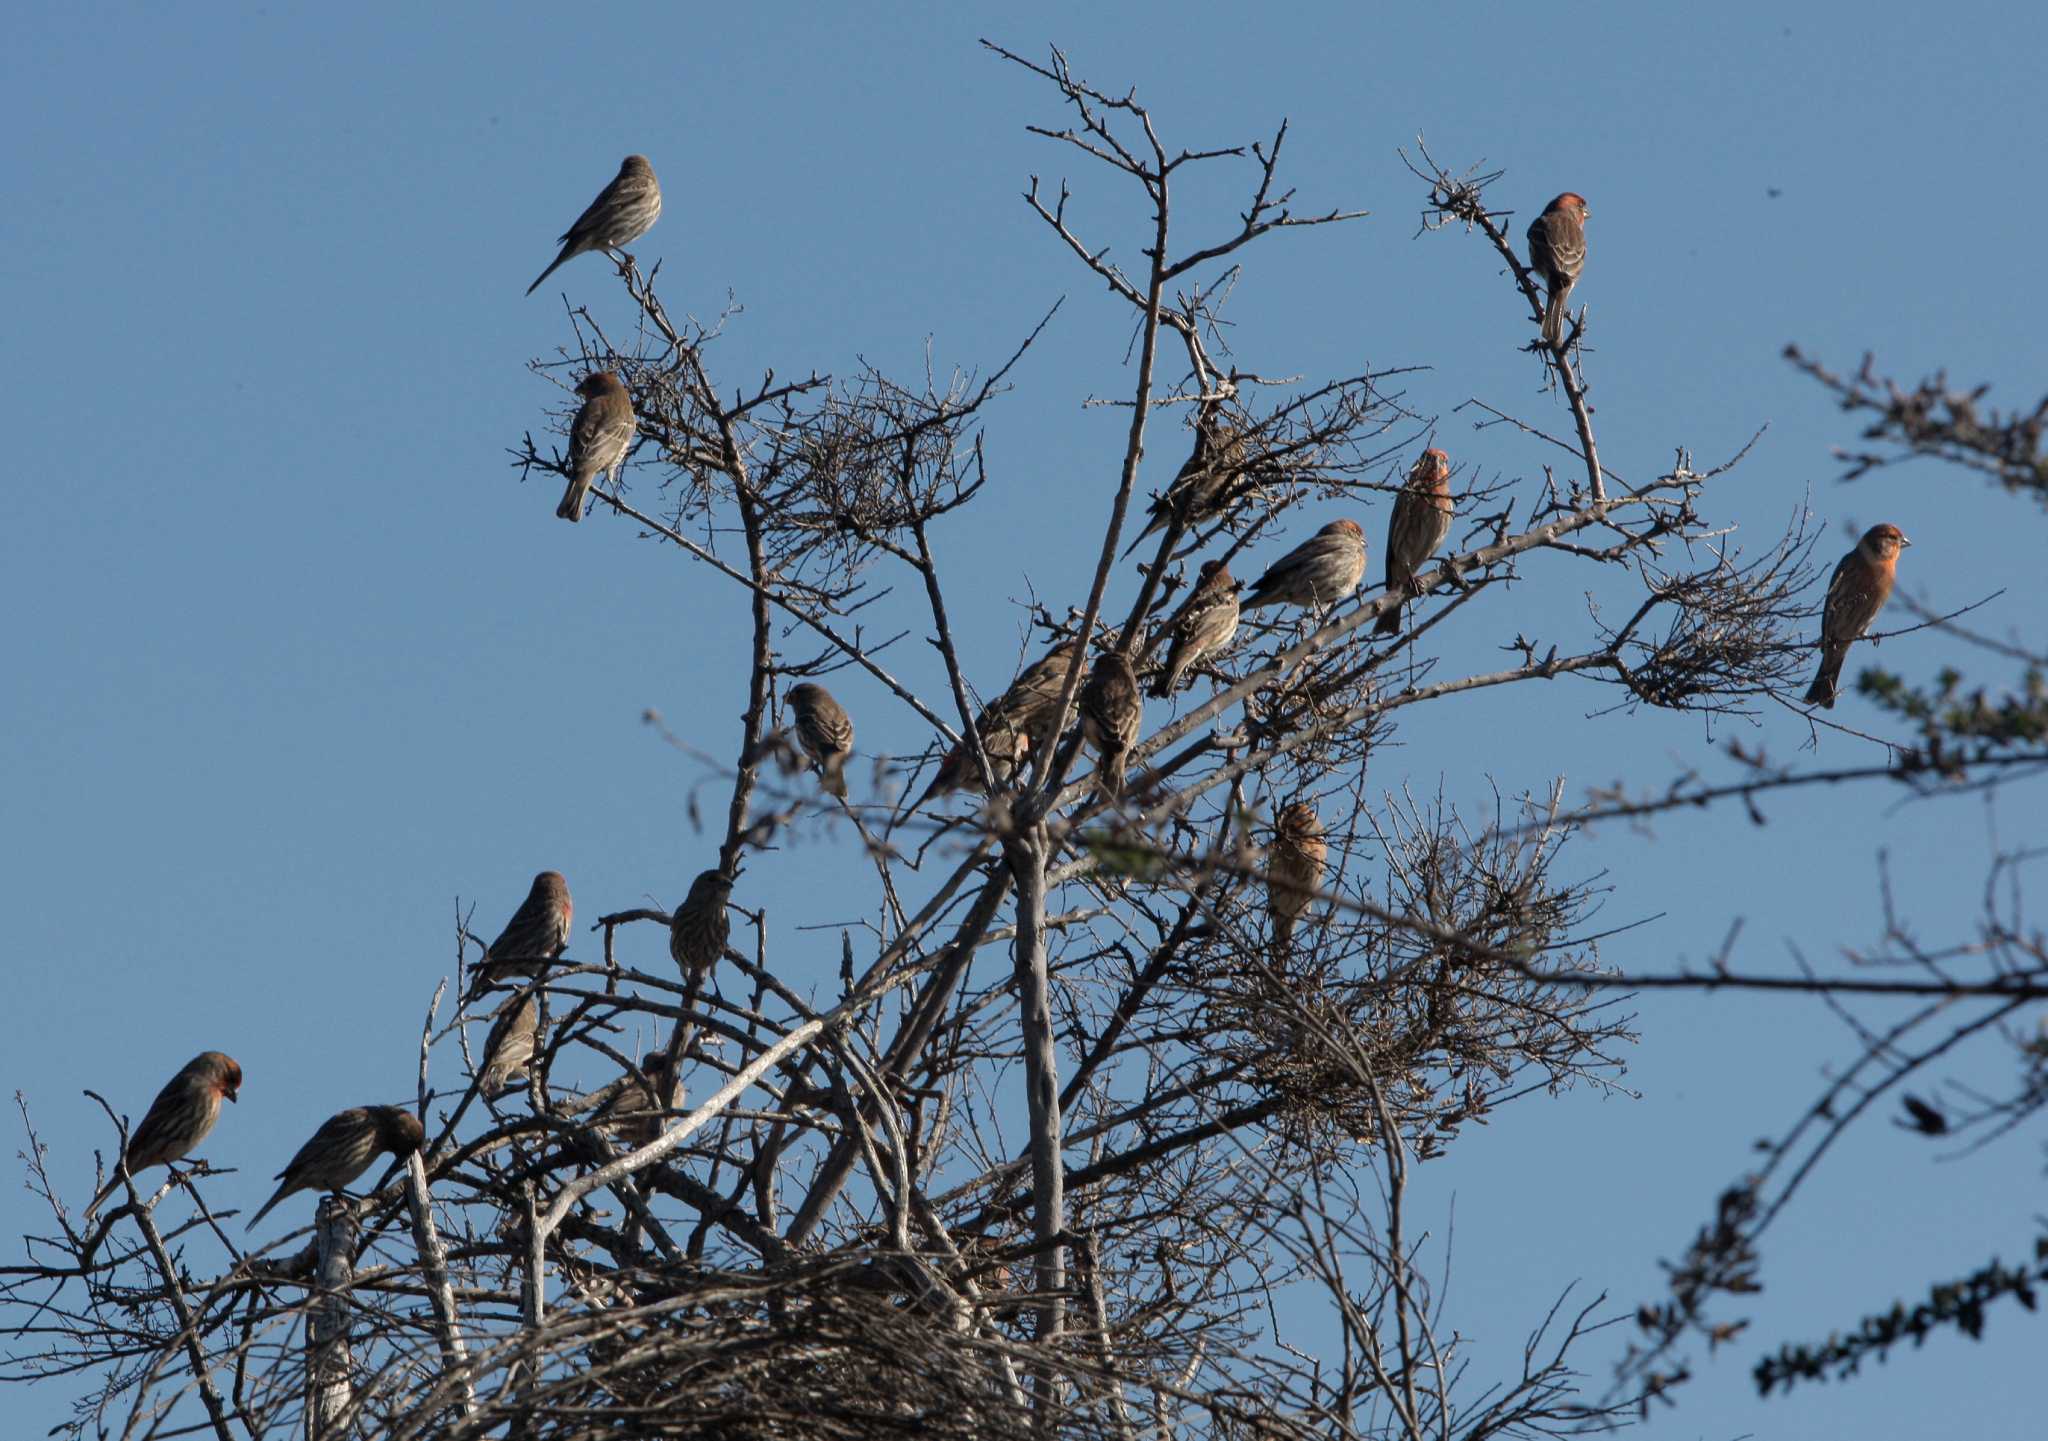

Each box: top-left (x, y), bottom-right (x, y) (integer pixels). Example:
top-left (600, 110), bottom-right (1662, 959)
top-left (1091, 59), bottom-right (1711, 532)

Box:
top-left (477, 993), bottom-right (541, 1098)
top-left (1376, 449), bottom-right (1456, 636)
top-left (1804, 523), bottom-right (1911, 708)
top-left (84, 1052), bottom-right (242, 1221)
top-left (1266, 802), bottom-right (1327, 952)
top-left (912, 641), bottom-right (1082, 808)
top-left (556, 371), bottom-right (636, 521)
top-left (1240, 519), bottom-right (1367, 612)
top-left (467, 871), bottom-right (573, 1000)
top-left (1079, 650), bottom-right (1144, 801)
top-left (1526, 192), bottom-right (1589, 349)
top-left (669, 869), bottom-right (733, 983)
top-left (1124, 408), bottom-right (1249, 558)
top-left (526, 155), bottom-right (663, 296)
top-left (786, 682), bottom-right (855, 798)
top-left (244, 1106), bottom-right (424, 1232)
top-left (1150, 559), bottom-right (1241, 698)
top-left (598, 1049), bottom-right (684, 1150)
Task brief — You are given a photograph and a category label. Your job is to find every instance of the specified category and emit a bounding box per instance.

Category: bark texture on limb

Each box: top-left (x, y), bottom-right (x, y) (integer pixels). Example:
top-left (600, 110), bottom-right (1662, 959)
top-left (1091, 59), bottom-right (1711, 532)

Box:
top-left (308, 1195), bottom-right (357, 1440)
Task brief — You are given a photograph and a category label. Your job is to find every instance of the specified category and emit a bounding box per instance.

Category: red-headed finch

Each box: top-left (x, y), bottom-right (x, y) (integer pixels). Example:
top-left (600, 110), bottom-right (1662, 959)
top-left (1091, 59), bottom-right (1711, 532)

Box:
top-left (1526, 192), bottom-right (1589, 348)
top-left (526, 155), bottom-right (663, 296)
top-left (468, 871), bottom-right (573, 999)
top-left (244, 1106), bottom-right (424, 1232)
top-left (556, 371), bottom-right (636, 521)
top-left (84, 1052), bottom-right (242, 1220)
top-left (913, 641), bottom-right (1082, 807)
top-left (1240, 519), bottom-right (1368, 612)
top-left (477, 993), bottom-right (541, 1098)
top-left (1124, 408), bottom-right (1249, 558)
top-left (1266, 803), bottom-right (1327, 951)
top-left (1376, 449), bottom-right (1456, 636)
top-left (1804, 523), bottom-right (1912, 708)
top-left (786, 682), bottom-right (855, 798)
top-left (1150, 559), bottom-right (1241, 698)
top-left (670, 869), bottom-right (733, 983)
top-left (1079, 650), bottom-right (1143, 801)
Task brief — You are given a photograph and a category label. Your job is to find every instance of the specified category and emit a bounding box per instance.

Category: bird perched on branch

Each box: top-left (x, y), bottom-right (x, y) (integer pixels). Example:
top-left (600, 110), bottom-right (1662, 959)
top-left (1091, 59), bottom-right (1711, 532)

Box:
top-left (1240, 520), bottom-right (1367, 612)
top-left (1803, 523), bottom-right (1911, 708)
top-left (913, 641), bottom-right (1082, 808)
top-left (467, 871), bottom-right (572, 1000)
top-left (670, 869), bottom-right (733, 984)
top-left (244, 1106), bottom-right (424, 1231)
top-left (1150, 559), bottom-right (1241, 698)
top-left (83, 1052), bottom-right (241, 1221)
top-left (1266, 803), bottom-right (1327, 953)
top-left (1526, 192), bottom-right (1589, 349)
top-left (1124, 406), bottom-right (1248, 558)
top-left (786, 682), bottom-right (855, 798)
top-left (1376, 449), bottom-right (1456, 636)
top-left (526, 155), bottom-right (663, 296)
top-left (556, 371), bottom-right (636, 521)
top-left (1080, 650), bottom-right (1143, 801)
top-left (477, 993), bottom-right (540, 1098)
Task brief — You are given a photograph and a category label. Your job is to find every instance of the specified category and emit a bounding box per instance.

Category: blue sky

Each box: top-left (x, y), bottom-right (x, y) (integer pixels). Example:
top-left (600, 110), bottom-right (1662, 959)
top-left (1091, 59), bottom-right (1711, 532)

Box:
top-left (6, 4), bottom-right (2045, 1435)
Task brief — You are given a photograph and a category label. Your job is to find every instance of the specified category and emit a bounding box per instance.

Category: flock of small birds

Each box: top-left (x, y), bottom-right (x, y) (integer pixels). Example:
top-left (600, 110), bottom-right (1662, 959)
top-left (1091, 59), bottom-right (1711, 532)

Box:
top-left (82, 164), bottom-right (1910, 1240)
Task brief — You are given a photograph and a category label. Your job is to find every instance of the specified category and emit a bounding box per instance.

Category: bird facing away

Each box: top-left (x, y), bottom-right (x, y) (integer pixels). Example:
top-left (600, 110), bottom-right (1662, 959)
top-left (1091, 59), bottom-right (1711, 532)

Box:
top-left (1376, 449), bottom-right (1456, 636)
top-left (914, 640), bottom-right (1083, 808)
top-left (786, 682), bottom-right (855, 797)
top-left (477, 993), bottom-right (541, 1098)
top-left (1804, 523), bottom-right (1912, 708)
top-left (1266, 803), bottom-right (1328, 952)
top-left (244, 1106), bottom-right (425, 1232)
top-left (1079, 650), bottom-right (1144, 801)
top-left (1240, 520), bottom-right (1368, 612)
top-left (526, 155), bottom-right (663, 296)
top-left (468, 871), bottom-right (573, 1000)
top-left (84, 1052), bottom-right (242, 1221)
top-left (1526, 192), bottom-right (1589, 348)
top-left (557, 372), bottom-right (636, 521)
top-left (1124, 407), bottom-right (1249, 558)
top-left (670, 869), bottom-right (733, 982)
top-left (1150, 559), bottom-right (1241, 698)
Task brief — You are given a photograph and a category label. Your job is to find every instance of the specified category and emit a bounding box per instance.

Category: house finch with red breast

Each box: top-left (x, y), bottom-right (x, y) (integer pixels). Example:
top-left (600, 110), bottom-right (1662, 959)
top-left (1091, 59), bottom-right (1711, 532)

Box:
top-left (526, 155), bottom-right (663, 296)
top-left (1804, 523), bottom-right (1912, 708)
top-left (468, 871), bottom-right (573, 1000)
top-left (670, 869), bottom-right (733, 983)
top-left (786, 682), bottom-right (855, 798)
top-left (557, 371), bottom-right (636, 521)
top-left (913, 641), bottom-right (1082, 807)
top-left (1266, 803), bottom-right (1327, 952)
top-left (477, 993), bottom-right (541, 1098)
top-left (1079, 650), bottom-right (1144, 801)
top-left (244, 1106), bottom-right (425, 1231)
top-left (84, 1052), bottom-right (241, 1221)
top-left (1124, 407), bottom-right (1249, 558)
top-left (1240, 520), bottom-right (1368, 612)
top-left (1376, 449), bottom-right (1456, 636)
top-left (1526, 193), bottom-right (1589, 349)
top-left (1150, 559), bottom-right (1241, 698)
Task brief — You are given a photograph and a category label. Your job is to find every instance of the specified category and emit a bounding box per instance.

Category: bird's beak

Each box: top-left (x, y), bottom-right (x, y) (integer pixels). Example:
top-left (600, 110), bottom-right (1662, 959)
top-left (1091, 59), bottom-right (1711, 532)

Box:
top-left (1901, 535), bottom-right (1914, 547)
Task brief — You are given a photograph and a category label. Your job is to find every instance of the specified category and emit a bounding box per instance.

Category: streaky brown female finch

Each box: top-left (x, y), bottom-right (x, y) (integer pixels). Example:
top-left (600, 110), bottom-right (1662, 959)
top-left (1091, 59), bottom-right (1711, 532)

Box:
top-left (1526, 192), bottom-right (1589, 348)
top-left (467, 871), bottom-right (573, 1000)
top-left (477, 993), bottom-right (541, 1098)
top-left (670, 869), bottom-right (733, 982)
top-left (1124, 408), bottom-right (1248, 557)
top-left (1150, 559), bottom-right (1241, 698)
top-left (1266, 802), bottom-right (1328, 951)
top-left (914, 640), bottom-right (1082, 807)
top-left (597, 1050), bottom-right (684, 1150)
top-left (1079, 650), bottom-right (1143, 800)
top-left (1239, 519), bottom-right (1368, 612)
top-left (244, 1106), bottom-right (425, 1231)
top-left (527, 155), bottom-right (663, 296)
top-left (786, 682), bottom-right (855, 798)
top-left (84, 1052), bottom-right (242, 1220)
top-left (1376, 449), bottom-right (1456, 636)
top-left (556, 371), bottom-right (636, 521)
top-left (1804, 523), bottom-right (1912, 708)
